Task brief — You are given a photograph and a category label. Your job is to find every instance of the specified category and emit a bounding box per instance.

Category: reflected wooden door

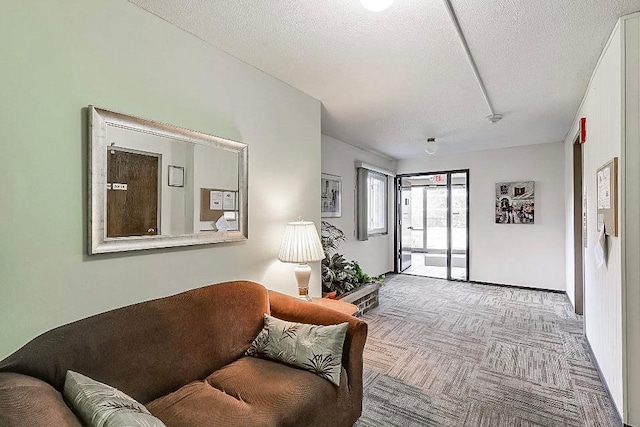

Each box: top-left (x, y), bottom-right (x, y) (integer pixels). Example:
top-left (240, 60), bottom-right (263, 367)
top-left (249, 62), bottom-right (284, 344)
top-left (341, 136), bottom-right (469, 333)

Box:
top-left (107, 149), bottom-right (160, 238)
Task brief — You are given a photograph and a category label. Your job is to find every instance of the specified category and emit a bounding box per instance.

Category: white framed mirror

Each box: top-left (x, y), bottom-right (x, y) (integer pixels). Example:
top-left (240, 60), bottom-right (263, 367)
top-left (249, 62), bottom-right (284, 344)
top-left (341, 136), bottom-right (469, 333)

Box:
top-left (88, 106), bottom-right (248, 254)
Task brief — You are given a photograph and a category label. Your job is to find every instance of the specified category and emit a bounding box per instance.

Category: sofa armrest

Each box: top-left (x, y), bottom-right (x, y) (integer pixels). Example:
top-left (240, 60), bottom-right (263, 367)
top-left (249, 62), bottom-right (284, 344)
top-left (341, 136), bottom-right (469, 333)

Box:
top-left (0, 372), bottom-right (82, 427)
top-left (267, 291), bottom-right (368, 408)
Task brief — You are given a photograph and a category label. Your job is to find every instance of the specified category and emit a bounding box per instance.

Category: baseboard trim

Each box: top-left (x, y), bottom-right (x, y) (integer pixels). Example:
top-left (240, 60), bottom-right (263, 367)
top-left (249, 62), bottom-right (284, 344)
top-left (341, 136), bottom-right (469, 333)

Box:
top-left (585, 337), bottom-right (628, 426)
top-left (468, 280), bottom-right (566, 294)
top-left (392, 273), bottom-right (566, 294)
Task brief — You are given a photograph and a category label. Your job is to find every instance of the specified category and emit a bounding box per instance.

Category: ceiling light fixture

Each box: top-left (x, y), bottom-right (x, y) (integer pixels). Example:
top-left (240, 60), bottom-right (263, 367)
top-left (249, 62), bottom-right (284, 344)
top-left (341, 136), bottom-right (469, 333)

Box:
top-left (424, 138), bottom-right (438, 155)
top-left (360, 0), bottom-right (395, 12)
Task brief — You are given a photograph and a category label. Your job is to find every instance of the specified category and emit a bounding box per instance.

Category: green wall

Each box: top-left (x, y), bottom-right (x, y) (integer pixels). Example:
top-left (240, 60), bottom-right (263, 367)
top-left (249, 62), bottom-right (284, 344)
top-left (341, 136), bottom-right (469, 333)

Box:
top-left (0, 0), bottom-right (321, 358)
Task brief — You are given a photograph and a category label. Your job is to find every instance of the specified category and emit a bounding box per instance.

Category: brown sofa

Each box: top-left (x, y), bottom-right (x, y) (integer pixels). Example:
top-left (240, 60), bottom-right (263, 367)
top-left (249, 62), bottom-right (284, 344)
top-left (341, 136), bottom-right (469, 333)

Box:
top-left (0, 281), bottom-right (367, 426)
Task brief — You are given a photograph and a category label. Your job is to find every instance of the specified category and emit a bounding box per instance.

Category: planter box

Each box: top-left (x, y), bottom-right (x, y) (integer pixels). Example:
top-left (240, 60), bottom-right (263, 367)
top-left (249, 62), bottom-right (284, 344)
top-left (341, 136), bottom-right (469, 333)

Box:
top-left (337, 283), bottom-right (380, 316)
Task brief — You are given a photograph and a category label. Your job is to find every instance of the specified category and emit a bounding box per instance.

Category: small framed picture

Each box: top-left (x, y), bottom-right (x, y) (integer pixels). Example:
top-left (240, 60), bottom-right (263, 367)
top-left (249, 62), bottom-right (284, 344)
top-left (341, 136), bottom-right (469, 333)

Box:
top-left (168, 165), bottom-right (185, 187)
top-left (321, 173), bottom-right (342, 218)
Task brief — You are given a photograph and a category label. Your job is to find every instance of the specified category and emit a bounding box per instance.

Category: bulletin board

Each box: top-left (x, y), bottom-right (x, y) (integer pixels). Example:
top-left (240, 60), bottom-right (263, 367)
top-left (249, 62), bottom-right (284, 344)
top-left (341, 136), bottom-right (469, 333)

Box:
top-left (596, 157), bottom-right (618, 236)
top-left (200, 188), bottom-right (239, 221)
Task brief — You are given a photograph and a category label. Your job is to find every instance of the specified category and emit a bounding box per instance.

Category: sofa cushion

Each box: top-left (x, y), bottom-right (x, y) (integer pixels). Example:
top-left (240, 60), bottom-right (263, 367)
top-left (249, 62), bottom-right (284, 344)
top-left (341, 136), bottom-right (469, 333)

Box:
top-left (147, 357), bottom-right (347, 427)
top-left (63, 371), bottom-right (165, 427)
top-left (246, 314), bottom-right (348, 386)
top-left (0, 372), bottom-right (82, 427)
top-left (146, 379), bottom-right (255, 427)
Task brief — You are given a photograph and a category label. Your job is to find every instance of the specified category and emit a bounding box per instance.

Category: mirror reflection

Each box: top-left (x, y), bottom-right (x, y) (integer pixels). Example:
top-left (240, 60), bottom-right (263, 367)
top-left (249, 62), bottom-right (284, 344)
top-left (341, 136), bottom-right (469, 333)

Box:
top-left (90, 106), bottom-right (248, 254)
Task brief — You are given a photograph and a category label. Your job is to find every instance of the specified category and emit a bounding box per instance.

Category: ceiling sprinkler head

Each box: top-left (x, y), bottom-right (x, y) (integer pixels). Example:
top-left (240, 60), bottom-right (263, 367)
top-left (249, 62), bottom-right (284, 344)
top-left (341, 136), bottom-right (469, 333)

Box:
top-left (424, 137), bottom-right (438, 155)
top-left (487, 114), bottom-right (503, 124)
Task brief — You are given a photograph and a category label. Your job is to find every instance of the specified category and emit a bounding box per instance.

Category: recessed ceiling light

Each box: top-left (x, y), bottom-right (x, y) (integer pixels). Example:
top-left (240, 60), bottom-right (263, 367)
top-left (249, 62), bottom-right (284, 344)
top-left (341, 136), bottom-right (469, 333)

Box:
top-left (360, 0), bottom-right (395, 12)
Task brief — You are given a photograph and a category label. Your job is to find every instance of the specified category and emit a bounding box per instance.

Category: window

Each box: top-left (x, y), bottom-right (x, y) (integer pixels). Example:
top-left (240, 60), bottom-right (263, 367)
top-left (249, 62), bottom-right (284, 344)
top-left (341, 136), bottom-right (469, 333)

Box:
top-left (367, 171), bottom-right (387, 235)
top-left (356, 165), bottom-right (392, 240)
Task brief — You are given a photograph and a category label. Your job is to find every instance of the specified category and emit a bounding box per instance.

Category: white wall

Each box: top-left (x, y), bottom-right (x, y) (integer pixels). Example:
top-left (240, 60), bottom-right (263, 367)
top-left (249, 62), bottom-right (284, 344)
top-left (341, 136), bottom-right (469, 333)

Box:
top-left (564, 15), bottom-right (640, 424)
top-left (622, 16), bottom-right (640, 425)
top-left (0, 0), bottom-right (321, 359)
top-left (563, 21), bottom-right (623, 416)
top-left (321, 134), bottom-right (396, 277)
top-left (397, 142), bottom-right (566, 291)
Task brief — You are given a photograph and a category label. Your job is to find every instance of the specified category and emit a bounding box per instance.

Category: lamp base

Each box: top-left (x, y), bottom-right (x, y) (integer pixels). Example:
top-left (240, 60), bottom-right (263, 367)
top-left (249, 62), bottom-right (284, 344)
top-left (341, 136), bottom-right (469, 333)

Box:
top-left (294, 263), bottom-right (313, 301)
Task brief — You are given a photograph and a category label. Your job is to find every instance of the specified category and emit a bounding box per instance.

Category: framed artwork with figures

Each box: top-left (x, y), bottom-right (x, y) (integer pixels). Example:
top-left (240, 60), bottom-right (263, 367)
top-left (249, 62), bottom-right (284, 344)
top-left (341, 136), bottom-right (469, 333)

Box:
top-left (495, 181), bottom-right (535, 224)
top-left (321, 173), bottom-right (341, 218)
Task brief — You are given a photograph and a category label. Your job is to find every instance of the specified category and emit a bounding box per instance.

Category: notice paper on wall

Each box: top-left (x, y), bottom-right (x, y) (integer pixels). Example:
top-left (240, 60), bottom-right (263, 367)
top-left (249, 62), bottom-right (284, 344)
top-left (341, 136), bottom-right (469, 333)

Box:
top-left (594, 225), bottom-right (607, 268)
top-left (222, 191), bottom-right (236, 210)
top-left (210, 191), bottom-right (223, 210)
top-left (597, 168), bottom-right (611, 209)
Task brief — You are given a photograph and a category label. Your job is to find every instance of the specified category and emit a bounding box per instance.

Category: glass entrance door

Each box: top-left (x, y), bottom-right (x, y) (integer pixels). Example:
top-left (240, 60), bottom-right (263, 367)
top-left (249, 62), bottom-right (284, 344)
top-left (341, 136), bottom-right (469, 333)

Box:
top-left (396, 170), bottom-right (469, 281)
top-left (450, 172), bottom-right (468, 280)
top-left (399, 179), bottom-right (412, 272)
top-left (424, 178), bottom-right (448, 279)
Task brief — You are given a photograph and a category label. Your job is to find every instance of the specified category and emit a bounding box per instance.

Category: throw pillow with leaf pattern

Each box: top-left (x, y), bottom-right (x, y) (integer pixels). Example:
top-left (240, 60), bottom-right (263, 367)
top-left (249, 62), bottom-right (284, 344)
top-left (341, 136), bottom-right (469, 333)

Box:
top-left (246, 314), bottom-right (348, 386)
top-left (63, 370), bottom-right (166, 427)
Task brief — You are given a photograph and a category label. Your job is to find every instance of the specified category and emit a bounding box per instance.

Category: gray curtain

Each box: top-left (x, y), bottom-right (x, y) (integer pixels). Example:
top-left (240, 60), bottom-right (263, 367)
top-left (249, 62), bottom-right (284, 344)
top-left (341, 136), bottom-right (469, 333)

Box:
top-left (356, 167), bottom-right (369, 241)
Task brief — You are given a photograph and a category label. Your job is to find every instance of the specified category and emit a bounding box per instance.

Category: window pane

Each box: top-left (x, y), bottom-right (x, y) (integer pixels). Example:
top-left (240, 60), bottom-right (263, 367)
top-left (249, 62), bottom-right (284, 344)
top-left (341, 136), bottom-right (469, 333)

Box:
top-left (367, 172), bottom-right (387, 235)
top-left (451, 187), bottom-right (467, 251)
top-left (411, 188), bottom-right (424, 249)
top-left (426, 187), bottom-right (447, 250)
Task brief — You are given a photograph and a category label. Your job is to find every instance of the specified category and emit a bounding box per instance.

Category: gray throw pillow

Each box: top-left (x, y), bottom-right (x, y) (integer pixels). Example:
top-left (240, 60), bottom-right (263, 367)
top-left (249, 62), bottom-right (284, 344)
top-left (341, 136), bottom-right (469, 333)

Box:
top-left (63, 370), bottom-right (166, 427)
top-left (246, 314), bottom-right (348, 386)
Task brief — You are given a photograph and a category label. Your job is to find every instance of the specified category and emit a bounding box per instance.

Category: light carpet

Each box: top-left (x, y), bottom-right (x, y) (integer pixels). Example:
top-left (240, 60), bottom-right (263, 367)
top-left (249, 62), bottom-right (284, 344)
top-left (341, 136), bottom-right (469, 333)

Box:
top-left (355, 274), bottom-right (620, 427)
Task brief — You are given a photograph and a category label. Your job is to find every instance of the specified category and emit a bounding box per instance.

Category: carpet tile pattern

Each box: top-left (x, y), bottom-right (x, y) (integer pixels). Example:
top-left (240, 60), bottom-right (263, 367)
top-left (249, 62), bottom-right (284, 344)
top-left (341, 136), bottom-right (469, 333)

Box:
top-left (355, 274), bottom-right (620, 427)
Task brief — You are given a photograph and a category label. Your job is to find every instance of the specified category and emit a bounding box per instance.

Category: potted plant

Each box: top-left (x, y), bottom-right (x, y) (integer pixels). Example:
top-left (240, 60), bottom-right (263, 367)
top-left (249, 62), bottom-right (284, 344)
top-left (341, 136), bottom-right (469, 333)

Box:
top-left (320, 221), bottom-right (383, 313)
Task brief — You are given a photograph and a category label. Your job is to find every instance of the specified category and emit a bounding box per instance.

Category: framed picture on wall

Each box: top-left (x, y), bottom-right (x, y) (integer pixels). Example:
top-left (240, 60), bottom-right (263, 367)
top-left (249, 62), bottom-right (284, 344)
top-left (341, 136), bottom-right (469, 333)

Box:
top-left (168, 165), bottom-right (185, 187)
top-left (321, 173), bottom-right (342, 218)
top-left (596, 157), bottom-right (618, 236)
top-left (495, 181), bottom-right (535, 224)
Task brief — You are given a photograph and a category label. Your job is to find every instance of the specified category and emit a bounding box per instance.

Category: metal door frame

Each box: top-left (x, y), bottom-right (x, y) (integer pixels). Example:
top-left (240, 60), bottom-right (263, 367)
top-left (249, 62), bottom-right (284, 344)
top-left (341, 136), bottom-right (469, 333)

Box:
top-left (396, 177), bottom-right (413, 272)
top-left (572, 133), bottom-right (585, 316)
top-left (395, 169), bottom-right (470, 282)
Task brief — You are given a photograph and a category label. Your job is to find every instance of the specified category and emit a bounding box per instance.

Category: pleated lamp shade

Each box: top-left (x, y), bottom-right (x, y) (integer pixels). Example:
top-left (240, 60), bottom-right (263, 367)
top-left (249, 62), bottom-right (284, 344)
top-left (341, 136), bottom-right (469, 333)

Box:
top-left (279, 220), bottom-right (325, 263)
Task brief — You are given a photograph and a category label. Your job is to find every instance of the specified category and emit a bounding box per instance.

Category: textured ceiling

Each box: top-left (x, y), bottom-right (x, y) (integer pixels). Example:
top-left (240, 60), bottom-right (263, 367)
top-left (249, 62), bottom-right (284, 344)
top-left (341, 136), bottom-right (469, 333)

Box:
top-left (128, 0), bottom-right (640, 159)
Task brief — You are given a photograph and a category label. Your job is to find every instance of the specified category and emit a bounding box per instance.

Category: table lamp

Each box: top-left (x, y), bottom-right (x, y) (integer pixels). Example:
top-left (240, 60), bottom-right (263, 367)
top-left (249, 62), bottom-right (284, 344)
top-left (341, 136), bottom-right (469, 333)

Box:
top-left (279, 218), bottom-right (325, 300)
